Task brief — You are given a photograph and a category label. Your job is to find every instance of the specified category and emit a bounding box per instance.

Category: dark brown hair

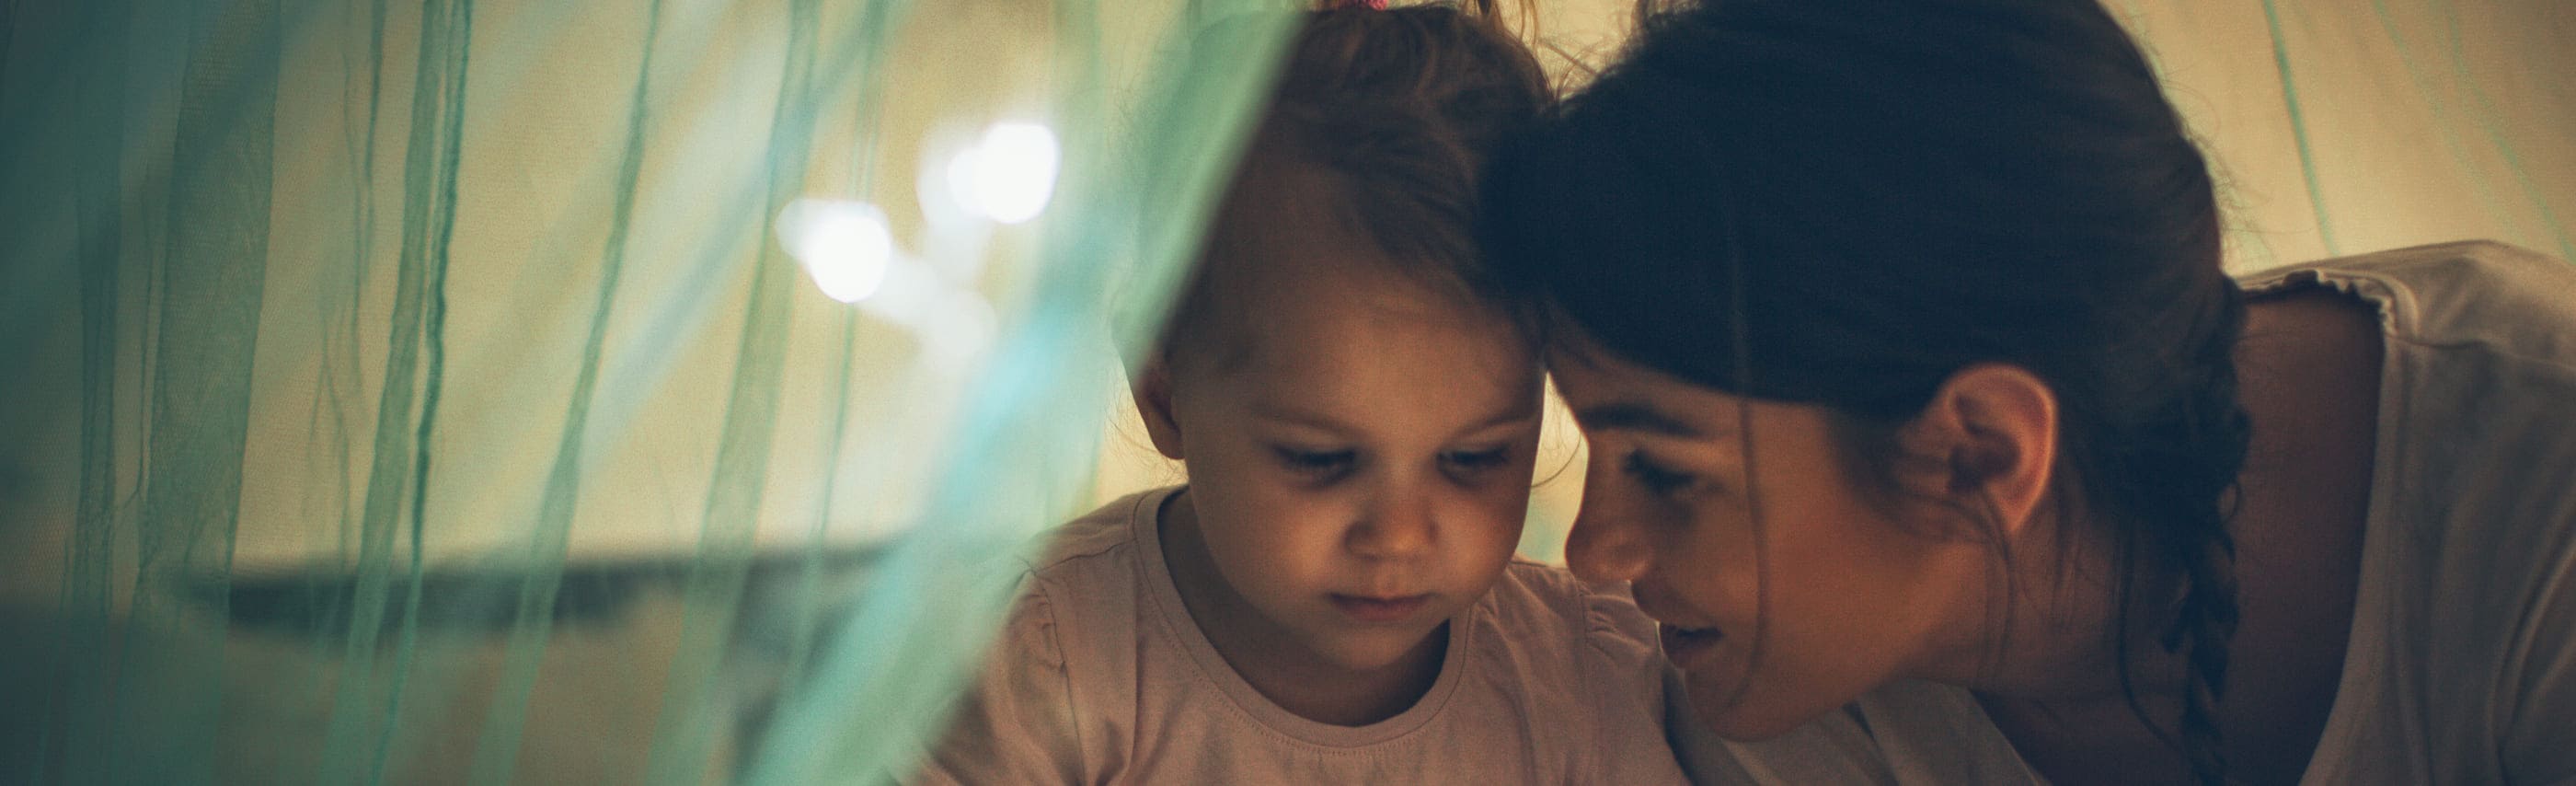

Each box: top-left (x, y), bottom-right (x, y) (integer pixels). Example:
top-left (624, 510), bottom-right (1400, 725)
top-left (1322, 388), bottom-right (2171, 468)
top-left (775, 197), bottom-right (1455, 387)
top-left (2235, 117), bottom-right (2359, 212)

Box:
top-left (1158, 1), bottom-right (1552, 368)
top-left (1483, 0), bottom-right (2248, 782)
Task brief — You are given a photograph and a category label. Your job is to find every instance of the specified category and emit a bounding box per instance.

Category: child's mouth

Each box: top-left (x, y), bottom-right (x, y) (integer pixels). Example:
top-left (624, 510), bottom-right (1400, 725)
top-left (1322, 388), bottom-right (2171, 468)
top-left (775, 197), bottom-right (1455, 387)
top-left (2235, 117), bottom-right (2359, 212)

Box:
top-left (1329, 593), bottom-right (1432, 623)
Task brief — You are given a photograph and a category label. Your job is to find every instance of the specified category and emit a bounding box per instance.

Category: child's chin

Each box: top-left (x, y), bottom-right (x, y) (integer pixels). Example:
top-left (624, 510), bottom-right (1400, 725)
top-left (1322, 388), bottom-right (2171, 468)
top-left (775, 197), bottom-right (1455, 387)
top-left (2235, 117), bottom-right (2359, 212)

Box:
top-left (1308, 626), bottom-right (1441, 672)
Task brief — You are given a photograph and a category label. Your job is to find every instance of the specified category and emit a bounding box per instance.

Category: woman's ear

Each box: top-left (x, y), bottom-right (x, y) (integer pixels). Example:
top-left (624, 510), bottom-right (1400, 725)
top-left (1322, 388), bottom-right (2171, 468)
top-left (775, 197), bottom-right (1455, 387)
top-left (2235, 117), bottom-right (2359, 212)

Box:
top-left (1133, 359), bottom-right (1189, 461)
top-left (1894, 364), bottom-right (2059, 537)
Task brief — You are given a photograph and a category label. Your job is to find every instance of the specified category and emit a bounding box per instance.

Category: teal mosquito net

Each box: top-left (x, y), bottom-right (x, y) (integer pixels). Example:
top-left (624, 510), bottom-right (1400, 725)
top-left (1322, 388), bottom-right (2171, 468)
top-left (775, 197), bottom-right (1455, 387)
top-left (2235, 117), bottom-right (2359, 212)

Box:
top-left (1, 0), bottom-right (2567, 783)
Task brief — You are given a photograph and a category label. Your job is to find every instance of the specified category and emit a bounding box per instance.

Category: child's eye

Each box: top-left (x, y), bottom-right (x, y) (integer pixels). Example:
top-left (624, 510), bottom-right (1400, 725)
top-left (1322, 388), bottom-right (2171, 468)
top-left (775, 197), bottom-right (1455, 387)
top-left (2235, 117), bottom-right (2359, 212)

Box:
top-left (1622, 451), bottom-right (1696, 498)
top-left (1440, 447), bottom-right (1513, 472)
top-left (1272, 446), bottom-right (1356, 479)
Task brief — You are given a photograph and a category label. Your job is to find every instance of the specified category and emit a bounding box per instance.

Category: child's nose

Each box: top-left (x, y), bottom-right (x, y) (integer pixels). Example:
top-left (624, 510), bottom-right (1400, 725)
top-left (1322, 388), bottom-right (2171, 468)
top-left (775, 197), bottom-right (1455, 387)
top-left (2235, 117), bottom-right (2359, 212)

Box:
top-left (1564, 488), bottom-right (1653, 584)
top-left (1346, 492), bottom-right (1436, 561)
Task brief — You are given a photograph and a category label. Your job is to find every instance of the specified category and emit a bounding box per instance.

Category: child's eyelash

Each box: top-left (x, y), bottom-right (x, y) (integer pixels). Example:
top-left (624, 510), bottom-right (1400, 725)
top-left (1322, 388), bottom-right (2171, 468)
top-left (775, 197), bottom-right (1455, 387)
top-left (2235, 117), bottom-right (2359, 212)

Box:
top-left (1272, 446), bottom-right (1357, 474)
top-left (1441, 447), bottom-right (1512, 469)
top-left (1622, 451), bottom-right (1696, 496)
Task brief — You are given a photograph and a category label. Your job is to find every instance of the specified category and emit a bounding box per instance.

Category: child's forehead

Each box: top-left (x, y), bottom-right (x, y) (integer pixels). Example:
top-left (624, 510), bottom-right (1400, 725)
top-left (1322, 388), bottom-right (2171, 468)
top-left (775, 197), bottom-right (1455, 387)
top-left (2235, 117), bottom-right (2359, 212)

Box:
top-left (1288, 272), bottom-right (1486, 332)
top-left (1182, 242), bottom-right (1533, 372)
top-left (1169, 262), bottom-right (1543, 436)
top-left (1225, 286), bottom-right (1535, 387)
top-left (1212, 158), bottom-right (1373, 259)
top-left (1214, 345), bottom-right (1540, 440)
top-left (1172, 146), bottom-right (1528, 378)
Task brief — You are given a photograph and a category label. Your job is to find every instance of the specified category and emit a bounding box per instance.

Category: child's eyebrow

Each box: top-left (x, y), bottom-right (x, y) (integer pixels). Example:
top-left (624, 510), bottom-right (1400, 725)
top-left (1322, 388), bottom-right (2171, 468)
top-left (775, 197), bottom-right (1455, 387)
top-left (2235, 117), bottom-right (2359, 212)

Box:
top-left (1248, 404), bottom-right (1357, 434)
top-left (1459, 401), bottom-right (1545, 433)
top-left (1245, 402), bottom-right (1539, 438)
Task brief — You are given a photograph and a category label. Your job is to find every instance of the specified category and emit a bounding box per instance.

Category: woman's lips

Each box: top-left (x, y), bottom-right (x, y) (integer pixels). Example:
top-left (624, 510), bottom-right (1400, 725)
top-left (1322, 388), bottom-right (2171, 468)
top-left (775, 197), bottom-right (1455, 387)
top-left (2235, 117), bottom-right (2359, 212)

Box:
top-left (1660, 622), bottom-right (1724, 662)
top-left (1631, 584), bottom-right (1722, 660)
top-left (1330, 593), bottom-right (1432, 623)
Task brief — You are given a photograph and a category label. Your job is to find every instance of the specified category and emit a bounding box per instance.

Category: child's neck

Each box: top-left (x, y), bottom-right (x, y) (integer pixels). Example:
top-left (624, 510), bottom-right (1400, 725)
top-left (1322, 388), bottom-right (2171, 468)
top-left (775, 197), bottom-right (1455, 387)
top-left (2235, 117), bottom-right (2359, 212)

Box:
top-left (1158, 490), bottom-right (1448, 727)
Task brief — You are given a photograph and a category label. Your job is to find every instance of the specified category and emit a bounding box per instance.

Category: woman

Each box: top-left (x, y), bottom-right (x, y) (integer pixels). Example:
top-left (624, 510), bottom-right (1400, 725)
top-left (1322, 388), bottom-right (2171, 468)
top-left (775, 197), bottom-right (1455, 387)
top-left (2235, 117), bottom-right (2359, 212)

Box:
top-left (1481, 0), bottom-right (2576, 783)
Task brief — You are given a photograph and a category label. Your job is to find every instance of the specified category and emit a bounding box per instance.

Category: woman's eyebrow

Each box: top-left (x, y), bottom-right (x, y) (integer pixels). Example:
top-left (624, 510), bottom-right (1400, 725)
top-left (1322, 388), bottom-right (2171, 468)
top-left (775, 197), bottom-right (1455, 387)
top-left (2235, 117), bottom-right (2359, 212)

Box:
top-left (1573, 400), bottom-right (1708, 438)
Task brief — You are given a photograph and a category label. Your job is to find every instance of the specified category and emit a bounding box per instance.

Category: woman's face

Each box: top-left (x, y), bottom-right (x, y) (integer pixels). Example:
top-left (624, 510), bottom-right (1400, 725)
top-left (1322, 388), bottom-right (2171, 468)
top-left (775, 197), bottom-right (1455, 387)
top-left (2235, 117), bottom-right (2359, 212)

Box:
top-left (1547, 344), bottom-right (1995, 740)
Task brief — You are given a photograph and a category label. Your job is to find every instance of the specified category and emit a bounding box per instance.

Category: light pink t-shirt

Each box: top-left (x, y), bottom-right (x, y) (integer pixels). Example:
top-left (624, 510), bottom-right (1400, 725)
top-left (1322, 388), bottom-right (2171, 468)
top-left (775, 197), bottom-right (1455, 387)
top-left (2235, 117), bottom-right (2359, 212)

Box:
top-left (917, 486), bottom-right (1693, 784)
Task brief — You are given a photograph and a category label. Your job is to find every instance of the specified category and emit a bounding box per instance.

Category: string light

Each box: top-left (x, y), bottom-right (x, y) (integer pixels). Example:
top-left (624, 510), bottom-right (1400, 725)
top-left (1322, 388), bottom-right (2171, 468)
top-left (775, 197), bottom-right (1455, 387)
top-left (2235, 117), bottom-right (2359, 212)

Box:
top-left (778, 199), bottom-right (895, 303)
top-left (945, 121), bottom-right (1059, 225)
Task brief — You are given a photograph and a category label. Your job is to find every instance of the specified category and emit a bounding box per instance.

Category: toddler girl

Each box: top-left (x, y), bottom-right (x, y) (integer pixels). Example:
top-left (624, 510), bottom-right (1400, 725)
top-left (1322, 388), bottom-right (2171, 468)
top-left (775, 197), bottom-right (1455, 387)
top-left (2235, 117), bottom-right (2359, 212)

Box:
top-left (919, 4), bottom-right (1689, 782)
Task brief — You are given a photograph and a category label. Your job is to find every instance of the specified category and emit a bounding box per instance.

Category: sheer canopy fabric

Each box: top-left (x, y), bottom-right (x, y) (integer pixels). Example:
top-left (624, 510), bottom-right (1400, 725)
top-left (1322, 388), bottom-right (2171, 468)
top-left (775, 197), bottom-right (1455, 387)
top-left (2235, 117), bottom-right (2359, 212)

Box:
top-left (1, 0), bottom-right (2567, 783)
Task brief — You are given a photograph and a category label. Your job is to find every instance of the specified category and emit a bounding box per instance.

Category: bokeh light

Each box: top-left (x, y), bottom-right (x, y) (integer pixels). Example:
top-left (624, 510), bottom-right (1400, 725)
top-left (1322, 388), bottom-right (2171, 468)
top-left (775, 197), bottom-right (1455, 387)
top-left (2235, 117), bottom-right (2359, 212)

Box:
top-left (778, 198), bottom-right (897, 303)
top-left (944, 121), bottom-right (1060, 225)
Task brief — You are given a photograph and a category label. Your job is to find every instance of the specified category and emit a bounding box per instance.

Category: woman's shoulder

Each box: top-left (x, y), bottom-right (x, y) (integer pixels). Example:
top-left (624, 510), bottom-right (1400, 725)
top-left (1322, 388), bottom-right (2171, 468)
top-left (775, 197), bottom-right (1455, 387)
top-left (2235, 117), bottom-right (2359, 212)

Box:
top-left (2240, 239), bottom-right (2576, 361)
top-left (2236, 240), bottom-right (2576, 607)
top-left (2268, 243), bottom-right (2576, 782)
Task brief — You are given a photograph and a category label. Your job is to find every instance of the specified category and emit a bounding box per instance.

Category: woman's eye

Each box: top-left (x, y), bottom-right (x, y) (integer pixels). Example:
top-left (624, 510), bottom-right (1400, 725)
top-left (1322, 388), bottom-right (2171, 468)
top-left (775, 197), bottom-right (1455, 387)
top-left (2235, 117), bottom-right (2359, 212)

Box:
top-left (1622, 451), bottom-right (1696, 497)
top-left (1272, 446), bottom-right (1356, 478)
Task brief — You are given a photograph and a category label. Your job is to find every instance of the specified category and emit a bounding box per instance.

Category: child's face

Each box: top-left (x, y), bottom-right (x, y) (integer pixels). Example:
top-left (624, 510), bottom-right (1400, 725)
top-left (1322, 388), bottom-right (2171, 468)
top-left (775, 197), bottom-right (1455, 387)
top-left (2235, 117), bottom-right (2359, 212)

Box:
top-left (1144, 238), bottom-right (1542, 676)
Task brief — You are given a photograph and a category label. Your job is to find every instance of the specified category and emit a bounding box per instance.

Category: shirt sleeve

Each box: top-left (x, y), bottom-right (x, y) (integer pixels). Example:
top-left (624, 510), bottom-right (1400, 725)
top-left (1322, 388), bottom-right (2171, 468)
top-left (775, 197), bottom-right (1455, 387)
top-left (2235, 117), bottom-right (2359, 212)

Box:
top-left (2501, 546), bottom-right (2576, 784)
top-left (1578, 583), bottom-right (1699, 784)
top-left (912, 575), bottom-right (1087, 786)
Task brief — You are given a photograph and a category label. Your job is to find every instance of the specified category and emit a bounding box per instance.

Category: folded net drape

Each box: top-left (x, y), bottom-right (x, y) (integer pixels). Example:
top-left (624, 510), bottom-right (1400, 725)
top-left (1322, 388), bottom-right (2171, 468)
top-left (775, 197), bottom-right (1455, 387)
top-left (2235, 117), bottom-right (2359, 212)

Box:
top-left (2, 0), bottom-right (2567, 783)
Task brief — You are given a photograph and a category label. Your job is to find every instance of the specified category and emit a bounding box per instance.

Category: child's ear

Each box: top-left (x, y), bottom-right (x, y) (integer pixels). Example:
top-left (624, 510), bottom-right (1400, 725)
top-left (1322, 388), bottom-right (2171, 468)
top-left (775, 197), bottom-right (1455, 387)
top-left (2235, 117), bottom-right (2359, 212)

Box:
top-left (1890, 363), bottom-right (2059, 538)
top-left (1133, 358), bottom-right (1188, 461)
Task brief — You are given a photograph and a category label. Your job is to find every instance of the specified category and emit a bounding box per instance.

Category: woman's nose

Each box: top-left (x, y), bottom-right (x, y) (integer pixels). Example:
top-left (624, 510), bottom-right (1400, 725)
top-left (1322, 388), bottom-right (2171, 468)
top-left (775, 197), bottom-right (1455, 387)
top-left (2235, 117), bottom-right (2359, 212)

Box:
top-left (1563, 483), bottom-right (1652, 584)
